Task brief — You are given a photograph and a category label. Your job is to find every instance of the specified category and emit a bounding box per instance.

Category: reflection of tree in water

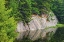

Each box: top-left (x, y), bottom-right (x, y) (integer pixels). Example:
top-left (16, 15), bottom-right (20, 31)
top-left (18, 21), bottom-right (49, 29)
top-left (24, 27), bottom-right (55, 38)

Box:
top-left (49, 27), bottom-right (64, 42)
top-left (15, 36), bottom-right (33, 42)
top-left (15, 28), bottom-right (57, 42)
top-left (33, 28), bottom-right (64, 42)
top-left (33, 38), bottom-right (46, 42)
top-left (15, 30), bottom-right (56, 42)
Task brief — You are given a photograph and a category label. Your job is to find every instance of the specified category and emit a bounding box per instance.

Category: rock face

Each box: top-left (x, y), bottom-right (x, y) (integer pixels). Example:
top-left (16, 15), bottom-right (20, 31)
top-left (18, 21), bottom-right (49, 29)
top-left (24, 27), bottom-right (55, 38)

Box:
top-left (17, 12), bottom-right (58, 41)
top-left (17, 12), bottom-right (58, 32)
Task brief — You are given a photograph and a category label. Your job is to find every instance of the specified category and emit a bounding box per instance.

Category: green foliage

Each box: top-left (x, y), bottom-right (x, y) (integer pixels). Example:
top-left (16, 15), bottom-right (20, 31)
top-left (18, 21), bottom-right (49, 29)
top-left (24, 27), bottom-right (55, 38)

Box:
top-left (51, 0), bottom-right (64, 23)
top-left (19, 0), bottom-right (32, 23)
top-left (1, 0), bottom-right (64, 42)
top-left (31, 0), bottom-right (53, 15)
top-left (0, 0), bottom-right (17, 42)
top-left (1, 0), bottom-right (55, 42)
top-left (8, 0), bottom-right (22, 20)
top-left (18, 0), bottom-right (54, 23)
top-left (6, 0), bottom-right (55, 23)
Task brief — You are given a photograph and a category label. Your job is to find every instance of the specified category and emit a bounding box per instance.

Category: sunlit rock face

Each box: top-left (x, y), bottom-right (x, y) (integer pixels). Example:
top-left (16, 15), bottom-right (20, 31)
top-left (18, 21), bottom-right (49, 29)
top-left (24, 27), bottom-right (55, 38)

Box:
top-left (17, 12), bottom-right (58, 32)
top-left (17, 11), bottom-right (58, 41)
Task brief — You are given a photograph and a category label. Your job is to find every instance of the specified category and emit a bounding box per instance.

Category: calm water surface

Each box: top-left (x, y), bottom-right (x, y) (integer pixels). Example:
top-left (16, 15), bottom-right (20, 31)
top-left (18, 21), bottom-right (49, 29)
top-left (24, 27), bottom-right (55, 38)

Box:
top-left (15, 28), bottom-right (58, 42)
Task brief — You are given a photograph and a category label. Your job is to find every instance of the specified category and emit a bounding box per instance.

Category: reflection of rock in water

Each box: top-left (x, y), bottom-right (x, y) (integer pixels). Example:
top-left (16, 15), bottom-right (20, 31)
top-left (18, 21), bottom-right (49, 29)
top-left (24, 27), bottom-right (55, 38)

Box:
top-left (41, 28), bottom-right (57, 40)
top-left (29, 30), bottom-right (37, 40)
top-left (17, 28), bottom-right (57, 41)
top-left (29, 30), bottom-right (42, 40)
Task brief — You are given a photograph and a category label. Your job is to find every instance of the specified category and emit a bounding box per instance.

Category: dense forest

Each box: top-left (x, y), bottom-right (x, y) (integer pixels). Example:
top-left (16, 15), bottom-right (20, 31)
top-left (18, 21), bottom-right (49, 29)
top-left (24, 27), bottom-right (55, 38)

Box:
top-left (0, 0), bottom-right (64, 42)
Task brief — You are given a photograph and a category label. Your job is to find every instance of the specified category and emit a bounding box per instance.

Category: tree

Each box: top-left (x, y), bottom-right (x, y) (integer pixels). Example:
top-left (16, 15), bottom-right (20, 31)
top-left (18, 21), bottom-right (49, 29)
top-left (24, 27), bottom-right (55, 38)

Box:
top-left (0, 0), bottom-right (17, 42)
top-left (19, 0), bottom-right (32, 23)
top-left (8, 0), bottom-right (22, 21)
top-left (51, 0), bottom-right (64, 23)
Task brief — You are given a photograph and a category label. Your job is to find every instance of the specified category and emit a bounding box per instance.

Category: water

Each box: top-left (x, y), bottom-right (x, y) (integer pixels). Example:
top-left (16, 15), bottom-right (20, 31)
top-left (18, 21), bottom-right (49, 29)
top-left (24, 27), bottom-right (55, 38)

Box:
top-left (50, 27), bottom-right (64, 42)
top-left (14, 27), bottom-right (64, 42)
top-left (15, 28), bottom-right (57, 42)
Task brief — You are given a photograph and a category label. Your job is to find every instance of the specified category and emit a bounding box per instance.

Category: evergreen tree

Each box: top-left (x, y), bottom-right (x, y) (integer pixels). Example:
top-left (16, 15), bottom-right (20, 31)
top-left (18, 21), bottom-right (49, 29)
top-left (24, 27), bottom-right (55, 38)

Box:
top-left (0, 0), bottom-right (17, 42)
top-left (51, 0), bottom-right (64, 23)
top-left (9, 0), bottom-right (21, 20)
top-left (19, 0), bottom-right (32, 23)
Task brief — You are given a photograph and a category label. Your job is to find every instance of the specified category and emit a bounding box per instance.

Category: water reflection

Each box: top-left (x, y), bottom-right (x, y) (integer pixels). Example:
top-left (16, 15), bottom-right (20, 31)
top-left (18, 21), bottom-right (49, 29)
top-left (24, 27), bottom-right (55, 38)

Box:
top-left (17, 28), bottom-right (57, 42)
top-left (50, 27), bottom-right (64, 42)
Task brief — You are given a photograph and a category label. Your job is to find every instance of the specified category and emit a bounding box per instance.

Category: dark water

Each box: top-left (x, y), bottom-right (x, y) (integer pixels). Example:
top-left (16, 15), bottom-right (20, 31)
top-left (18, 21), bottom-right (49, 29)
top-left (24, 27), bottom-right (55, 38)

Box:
top-left (49, 27), bottom-right (64, 42)
top-left (15, 27), bottom-right (64, 42)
